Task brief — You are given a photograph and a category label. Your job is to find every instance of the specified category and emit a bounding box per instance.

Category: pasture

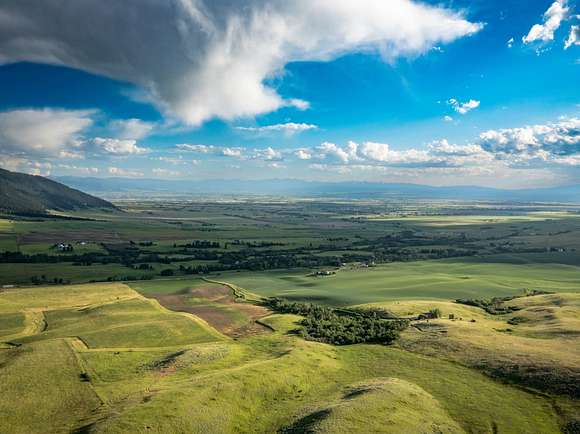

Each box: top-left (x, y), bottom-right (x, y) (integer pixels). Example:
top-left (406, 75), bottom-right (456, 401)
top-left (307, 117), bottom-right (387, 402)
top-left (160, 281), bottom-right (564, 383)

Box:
top-left (217, 259), bottom-right (580, 305)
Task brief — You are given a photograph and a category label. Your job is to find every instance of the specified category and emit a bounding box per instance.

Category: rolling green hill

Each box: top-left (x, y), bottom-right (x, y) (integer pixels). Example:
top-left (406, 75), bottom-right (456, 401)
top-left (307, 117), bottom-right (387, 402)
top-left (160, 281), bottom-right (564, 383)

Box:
top-left (0, 168), bottom-right (116, 215)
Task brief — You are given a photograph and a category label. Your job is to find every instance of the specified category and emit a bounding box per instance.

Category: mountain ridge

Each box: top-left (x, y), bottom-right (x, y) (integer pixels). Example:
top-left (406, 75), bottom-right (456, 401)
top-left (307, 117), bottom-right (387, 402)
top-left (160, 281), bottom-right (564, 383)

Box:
top-left (54, 176), bottom-right (580, 203)
top-left (0, 168), bottom-right (117, 215)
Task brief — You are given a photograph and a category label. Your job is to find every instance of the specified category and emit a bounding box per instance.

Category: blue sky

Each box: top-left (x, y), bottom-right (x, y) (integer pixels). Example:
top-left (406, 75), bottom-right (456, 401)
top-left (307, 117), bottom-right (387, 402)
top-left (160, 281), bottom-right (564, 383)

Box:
top-left (0, 0), bottom-right (578, 188)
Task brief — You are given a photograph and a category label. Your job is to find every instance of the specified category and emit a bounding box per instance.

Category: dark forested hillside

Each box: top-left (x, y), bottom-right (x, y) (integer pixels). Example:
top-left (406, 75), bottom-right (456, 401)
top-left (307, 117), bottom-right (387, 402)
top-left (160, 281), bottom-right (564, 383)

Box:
top-left (0, 168), bottom-right (117, 215)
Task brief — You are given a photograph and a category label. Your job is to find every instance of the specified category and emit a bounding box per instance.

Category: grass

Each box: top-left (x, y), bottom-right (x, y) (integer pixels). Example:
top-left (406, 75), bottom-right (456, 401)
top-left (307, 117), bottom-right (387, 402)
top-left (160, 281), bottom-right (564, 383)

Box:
top-left (88, 336), bottom-right (562, 434)
top-left (216, 260), bottom-right (580, 306)
top-left (17, 298), bottom-right (223, 348)
top-left (0, 339), bottom-right (102, 434)
top-left (286, 378), bottom-right (464, 433)
top-left (0, 262), bottom-right (155, 285)
top-left (0, 277), bottom-right (572, 433)
top-left (128, 278), bottom-right (206, 296)
top-left (364, 294), bottom-right (580, 398)
top-left (0, 312), bottom-right (25, 339)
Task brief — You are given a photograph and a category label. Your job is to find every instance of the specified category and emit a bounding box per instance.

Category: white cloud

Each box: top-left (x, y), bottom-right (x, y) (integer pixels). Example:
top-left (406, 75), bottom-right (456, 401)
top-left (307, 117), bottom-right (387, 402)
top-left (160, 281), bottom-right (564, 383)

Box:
top-left (507, 37), bottom-right (514, 48)
top-left (92, 137), bottom-right (149, 155)
top-left (0, 1), bottom-right (482, 126)
top-left (448, 98), bottom-right (480, 115)
top-left (443, 115), bottom-right (454, 122)
top-left (288, 99), bottom-right (310, 111)
top-left (58, 164), bottom-right (99, 175)
top-left (156, 156), bottom-right (185, 165)
top-left (254, 147), bottom-right (282, 160)
top-left (29, 162), bottom-right (52, 177)
top-left (0, 108), bottom-right (93, 157)
top-left (295, 149), bottom-right (313, 160)
top-left (479, 117), bottom-right (580, 164)
top-left (565, 25), bottom-right (579, 49)
top-left (109, 118), bottom-right (155, 140)
top-left (236, 122), bottom-right (318, 134)
top-left (268, 162), bottom-right (286, 169)
top-left (152, 168), bottom-right (181, 177)
top-left (318, 141), bottom-right (361, 163)
top-left (361, 141), bottom-right (431, 164)
top-left (523, 0), bottom-right (569, 44)
top-left (428, 139), bottom-right (484, 156)
top-left (107, 167), bottom-right (144, 177)
top-left (222, 147), bottom-right (243, 158)
top-left (176, 144), bottom-right (214, 153)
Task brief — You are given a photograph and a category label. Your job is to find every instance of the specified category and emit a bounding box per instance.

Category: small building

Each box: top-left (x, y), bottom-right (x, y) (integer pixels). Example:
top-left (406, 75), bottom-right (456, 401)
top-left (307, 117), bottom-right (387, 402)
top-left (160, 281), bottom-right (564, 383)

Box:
top-left (57, 243), bottom-right (74, 252)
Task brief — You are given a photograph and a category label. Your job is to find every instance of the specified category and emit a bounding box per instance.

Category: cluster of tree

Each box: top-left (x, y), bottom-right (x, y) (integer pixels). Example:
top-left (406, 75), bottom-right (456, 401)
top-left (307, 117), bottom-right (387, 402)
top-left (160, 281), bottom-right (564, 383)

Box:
top-left (456, 290), bottom-right (552, 315)
top-left (265, 298), bottom-right (408, 345)
top-left (229, 240), bottom-right (285, 248)
top-left (30, 275), bottom-right (70, 285)
top-left (455, 297), bottom-right (521, 315)
top-left (179, 240), bottom-right (221, 249)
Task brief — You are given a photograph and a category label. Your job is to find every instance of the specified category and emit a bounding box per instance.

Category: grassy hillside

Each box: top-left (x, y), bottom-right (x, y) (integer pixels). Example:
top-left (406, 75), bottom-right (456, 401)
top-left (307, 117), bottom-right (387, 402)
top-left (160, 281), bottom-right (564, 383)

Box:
top-left (0, 280), bottom-right (574, 433)
top-left (0, 168), bottom-right (116, 215)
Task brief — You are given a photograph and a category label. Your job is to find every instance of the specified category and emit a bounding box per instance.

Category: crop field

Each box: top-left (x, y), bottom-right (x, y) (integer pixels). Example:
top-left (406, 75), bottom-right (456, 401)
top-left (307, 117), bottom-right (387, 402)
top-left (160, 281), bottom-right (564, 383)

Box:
top-left (217, 260), bottom-right (580, 305)
top-left (0, 199), bottom-right (579, 433)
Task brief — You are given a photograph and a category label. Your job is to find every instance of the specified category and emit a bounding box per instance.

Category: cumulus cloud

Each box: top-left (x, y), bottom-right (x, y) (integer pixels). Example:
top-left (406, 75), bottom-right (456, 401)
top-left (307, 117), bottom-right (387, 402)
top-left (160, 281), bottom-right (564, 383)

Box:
top-left (222, 147), bottom-right (243, 158)
top-left (361, 141), bottom-right (432, 165)
top-left (0, 1), bottom-right (482, 126)
top-left (507, 37), bottom-right (515, 48)
top-left (295, 149), bottom-right (313, 160)
top-left (448, 98), bottom-right (480, 115)
top-left (523, 0), bottom-right (569, 44)
top-left (236, 122), bottom-right (318, 134)
top-left (443, 115), bottom-right (454, 122)
top-left (479, 118), bottom-right (580, 164)
top-left (92, 137), bottom-right (149, 155)
top-left (176, 144), bottom-right (214, 153)
top-left (0, 108), bottom-right (93, 157)
top-left (565, 25), bottom-right (579, 49)
top-left (318, 141), bottom-right (361, 163)
top-left (109, 118), bottom-right (155, 140)
top-left (254, 147), bottom-right (282, 160)
top-left (285, 119), bottom-right (579, 171)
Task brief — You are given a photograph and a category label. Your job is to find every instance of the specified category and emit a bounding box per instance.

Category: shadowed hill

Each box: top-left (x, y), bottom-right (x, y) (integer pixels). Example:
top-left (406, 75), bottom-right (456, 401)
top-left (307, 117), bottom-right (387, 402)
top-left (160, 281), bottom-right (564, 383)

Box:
top-left (0, 168), bottom-right (117, 215)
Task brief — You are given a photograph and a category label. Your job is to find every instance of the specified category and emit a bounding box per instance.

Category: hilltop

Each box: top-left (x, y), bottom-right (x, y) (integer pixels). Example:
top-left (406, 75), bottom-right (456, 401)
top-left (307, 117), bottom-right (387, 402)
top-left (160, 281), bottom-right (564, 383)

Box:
top-left (0, 168), bottom-right (117, 216)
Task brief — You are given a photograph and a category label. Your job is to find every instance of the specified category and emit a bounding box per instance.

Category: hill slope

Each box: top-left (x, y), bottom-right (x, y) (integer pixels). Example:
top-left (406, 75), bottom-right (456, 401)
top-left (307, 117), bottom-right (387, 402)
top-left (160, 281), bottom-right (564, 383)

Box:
top-left (0, 168), bottom-right (116, 215)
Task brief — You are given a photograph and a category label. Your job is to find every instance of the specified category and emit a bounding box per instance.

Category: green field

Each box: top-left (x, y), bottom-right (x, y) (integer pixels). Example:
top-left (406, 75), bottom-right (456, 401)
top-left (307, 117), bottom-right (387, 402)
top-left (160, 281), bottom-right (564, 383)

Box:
top-left (217, 260), bottom-right (580, 305)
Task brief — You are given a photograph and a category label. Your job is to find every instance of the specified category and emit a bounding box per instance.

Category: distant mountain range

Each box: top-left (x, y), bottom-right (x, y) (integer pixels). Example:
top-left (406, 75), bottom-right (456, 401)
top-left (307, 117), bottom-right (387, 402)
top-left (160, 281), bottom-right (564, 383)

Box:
top-left (54, 176), bottom-right (580, 203)
top-left (0, 169), bottom-right (117, 215)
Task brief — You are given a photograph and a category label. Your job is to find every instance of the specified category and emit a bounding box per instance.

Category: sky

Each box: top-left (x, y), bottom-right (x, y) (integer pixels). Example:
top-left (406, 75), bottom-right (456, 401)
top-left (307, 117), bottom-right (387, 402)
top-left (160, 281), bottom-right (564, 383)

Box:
top-left (0, 0), bottom-right (579, 189)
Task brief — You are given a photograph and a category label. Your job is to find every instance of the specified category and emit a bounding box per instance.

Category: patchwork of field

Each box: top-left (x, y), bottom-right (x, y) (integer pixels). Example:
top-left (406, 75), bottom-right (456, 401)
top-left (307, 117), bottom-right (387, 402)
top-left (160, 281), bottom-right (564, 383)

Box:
top-left (2, 200), bottom-right (580, 287)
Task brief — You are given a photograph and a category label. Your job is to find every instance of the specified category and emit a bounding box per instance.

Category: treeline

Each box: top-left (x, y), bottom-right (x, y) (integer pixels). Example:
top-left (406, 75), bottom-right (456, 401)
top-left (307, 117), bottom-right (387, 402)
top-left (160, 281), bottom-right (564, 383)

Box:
top-left (0, 251), bottom-right (184, 267)
top-left (178, 240), bottom-right (220, 249)
top-left (265, 298), bottom-right (408, 345)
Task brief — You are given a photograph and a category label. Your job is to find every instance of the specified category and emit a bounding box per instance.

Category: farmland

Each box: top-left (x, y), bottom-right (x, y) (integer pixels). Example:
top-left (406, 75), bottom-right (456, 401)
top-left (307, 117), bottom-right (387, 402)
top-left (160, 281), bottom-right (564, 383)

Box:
top-left (1, 199), bottom-right (579, 433)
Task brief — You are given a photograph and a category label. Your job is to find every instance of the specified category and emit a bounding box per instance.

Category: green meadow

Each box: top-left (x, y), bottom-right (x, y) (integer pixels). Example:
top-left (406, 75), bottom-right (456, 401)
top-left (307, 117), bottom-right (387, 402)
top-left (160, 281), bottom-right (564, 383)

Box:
top-left (217, 259), bottom-right (580, 305)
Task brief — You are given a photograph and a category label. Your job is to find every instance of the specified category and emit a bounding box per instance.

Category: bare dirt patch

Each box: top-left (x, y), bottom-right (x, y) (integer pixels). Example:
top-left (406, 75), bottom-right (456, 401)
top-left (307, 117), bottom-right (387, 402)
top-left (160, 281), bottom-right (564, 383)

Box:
top-left (151, 284), bottom-right (271, 338)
